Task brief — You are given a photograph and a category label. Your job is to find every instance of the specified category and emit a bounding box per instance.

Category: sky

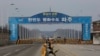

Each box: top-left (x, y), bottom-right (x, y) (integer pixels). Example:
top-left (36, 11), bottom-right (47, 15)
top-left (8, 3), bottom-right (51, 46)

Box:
top-left (0, 0), bottom-right (100, 31)
top-left (20, 24), bottom-right (82, 31)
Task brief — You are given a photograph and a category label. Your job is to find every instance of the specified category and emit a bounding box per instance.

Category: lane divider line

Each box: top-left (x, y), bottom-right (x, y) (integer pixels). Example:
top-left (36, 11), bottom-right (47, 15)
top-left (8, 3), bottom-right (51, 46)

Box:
top-left (15, 49), bottom-right (21, 52)
top-left (3, 52), bottom-right (11, 56)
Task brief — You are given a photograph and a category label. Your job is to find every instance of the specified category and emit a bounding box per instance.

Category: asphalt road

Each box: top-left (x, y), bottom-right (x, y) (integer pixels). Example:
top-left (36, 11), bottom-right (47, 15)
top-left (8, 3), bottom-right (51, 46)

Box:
top-left (53, 44), bottom-right (100, 56)
top-left (0, 44), bottom-right (42, 56)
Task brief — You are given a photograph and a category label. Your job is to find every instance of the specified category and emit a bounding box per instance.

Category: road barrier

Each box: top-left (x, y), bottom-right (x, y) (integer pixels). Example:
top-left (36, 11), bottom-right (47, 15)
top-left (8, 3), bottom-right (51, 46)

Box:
top-left (41, 43), bottom-right (47, 56)
top-left (0, 33), bottom-right (9, 46)
top-left (17, 40), bottom-right (33, 44)
top-left (17, 39), bottom-right (46, 44)
top-left (54, 39), bottom-right (81, 44)
top-left (16, 38), bottom-right (93, 44)
top-left (80, 40), bottom-right (93, 44)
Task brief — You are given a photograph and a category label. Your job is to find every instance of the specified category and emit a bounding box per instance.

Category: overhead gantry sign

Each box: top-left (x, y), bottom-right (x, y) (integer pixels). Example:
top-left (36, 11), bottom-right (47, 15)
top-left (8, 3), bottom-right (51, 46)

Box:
top-left (9, 12), bottom-right (91, 41)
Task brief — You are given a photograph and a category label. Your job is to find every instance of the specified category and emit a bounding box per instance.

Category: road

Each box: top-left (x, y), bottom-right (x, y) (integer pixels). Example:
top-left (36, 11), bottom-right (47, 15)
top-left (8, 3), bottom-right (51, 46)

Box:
top-left (52, 44), bottom-right (100, 56)
top-left (0, 44), bottom-right (42, 56)
top-left (1, 44), bottom-right (100, 56)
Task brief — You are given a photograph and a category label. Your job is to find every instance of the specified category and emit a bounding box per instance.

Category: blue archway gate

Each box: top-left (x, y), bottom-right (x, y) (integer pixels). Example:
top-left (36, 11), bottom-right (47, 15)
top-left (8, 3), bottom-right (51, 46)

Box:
top-left (9, 12), bottom-right (91, 42)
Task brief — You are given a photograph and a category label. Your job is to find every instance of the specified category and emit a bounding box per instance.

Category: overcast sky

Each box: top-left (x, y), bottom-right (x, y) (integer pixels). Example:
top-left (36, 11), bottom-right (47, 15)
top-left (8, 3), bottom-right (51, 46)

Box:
top-left (0, 0), bottom-right (100, 31)
top-left (20, 24), bottom-right (82, 31)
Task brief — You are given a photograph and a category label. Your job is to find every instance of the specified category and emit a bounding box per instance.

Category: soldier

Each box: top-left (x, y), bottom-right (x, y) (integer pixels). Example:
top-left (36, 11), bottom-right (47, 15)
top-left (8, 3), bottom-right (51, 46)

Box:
top-left (47, 38), bottom-right (58, 56)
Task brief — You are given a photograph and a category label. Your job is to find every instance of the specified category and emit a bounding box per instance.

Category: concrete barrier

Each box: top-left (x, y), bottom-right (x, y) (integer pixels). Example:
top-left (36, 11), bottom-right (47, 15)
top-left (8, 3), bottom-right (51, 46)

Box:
top-left (17, 40), bottom-right (33, 44)
top-left (41, 43), bottom-right (47, 56)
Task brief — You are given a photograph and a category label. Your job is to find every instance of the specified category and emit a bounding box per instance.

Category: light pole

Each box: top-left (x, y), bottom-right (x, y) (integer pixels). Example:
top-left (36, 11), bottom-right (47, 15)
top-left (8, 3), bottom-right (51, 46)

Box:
top-left (0, 6), bottom-right (4, 40)
top-left (10, 3), bottom-right (19, 17)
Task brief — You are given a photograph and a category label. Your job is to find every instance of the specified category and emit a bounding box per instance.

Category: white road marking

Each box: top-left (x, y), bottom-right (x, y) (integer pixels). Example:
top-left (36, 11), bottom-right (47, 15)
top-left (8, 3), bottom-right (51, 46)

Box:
top-left (88, 49), bottom-right (95, 51)
top-left (15, 49), bottom-right (20, 52)
top-left (0, 47), bottom-right (11, 50)
top-left (3, 52), bottom-right (11, 56)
